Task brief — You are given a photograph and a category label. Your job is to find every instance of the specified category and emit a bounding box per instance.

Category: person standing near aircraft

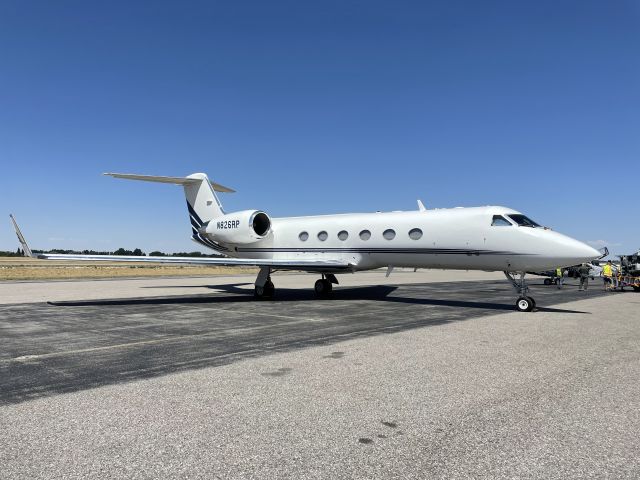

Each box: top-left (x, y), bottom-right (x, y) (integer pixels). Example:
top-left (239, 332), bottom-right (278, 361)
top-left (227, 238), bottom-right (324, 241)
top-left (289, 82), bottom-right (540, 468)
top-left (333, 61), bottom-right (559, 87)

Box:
top-left (578, 263), bottom-right (591, 291)
top-left (602, 260), bottom-right (614, 291)
top-left (612, 262), bottom-right (619, 290)
top-left (555, 267), bottom-right (564, 289)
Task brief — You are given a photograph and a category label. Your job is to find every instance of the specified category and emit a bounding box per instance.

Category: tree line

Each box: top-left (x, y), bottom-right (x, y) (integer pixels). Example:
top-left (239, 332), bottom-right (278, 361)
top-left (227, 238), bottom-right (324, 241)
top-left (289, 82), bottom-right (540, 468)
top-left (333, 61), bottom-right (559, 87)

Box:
top-left (0, 248), bottom-right (221, 258)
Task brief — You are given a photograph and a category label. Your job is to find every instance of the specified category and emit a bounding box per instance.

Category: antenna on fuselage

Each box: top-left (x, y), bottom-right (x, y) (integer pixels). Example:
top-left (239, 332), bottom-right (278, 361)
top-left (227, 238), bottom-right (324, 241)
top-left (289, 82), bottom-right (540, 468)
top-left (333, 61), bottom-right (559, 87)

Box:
top-left (417, 199), bottom-right (426, 212)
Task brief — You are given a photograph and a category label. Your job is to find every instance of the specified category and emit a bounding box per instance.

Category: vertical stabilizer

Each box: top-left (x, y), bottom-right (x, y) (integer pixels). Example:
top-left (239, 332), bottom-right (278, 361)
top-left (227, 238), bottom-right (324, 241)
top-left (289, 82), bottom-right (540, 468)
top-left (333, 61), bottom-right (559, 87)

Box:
top-left (184, 173), bottom-right (225, 231)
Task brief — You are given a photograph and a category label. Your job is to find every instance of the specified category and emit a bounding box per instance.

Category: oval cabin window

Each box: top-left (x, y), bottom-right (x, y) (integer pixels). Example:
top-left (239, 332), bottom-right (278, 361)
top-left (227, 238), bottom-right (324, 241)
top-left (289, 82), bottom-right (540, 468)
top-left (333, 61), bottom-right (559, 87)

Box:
top-left (337, 230), bottom-right (348, 241)
top-left (383, 229), bottom-right (396, 240)
top-left (408, 228), bottom-right (423, 240)
top-left (299, 231), bottom-right (309, 241)
top-left (317, 231), bottom-right (328, 241)
top-left (359, 230), bottom-right (371, 241)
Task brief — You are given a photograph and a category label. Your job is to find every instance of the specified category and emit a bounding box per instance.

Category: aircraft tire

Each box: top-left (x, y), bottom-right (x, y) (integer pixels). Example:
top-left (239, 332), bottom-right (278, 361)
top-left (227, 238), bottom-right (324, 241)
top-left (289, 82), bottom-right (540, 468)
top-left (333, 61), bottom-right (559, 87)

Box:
top-left (516, 296), bottom-right (534, 312)
top-left (264, 280), bottom-right (275, 298)
top-left (543, 278), bottom-right (552, 285)
top-left (255, 281), bottom-right (275, 299)
top-left (314, 279), bottom-right (332, 298)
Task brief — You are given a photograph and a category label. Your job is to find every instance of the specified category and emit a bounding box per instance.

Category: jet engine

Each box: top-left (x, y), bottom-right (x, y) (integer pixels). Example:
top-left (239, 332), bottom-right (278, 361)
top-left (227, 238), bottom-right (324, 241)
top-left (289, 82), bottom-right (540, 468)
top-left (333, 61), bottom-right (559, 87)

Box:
top-left (202, 210), bottom-right (271, 244)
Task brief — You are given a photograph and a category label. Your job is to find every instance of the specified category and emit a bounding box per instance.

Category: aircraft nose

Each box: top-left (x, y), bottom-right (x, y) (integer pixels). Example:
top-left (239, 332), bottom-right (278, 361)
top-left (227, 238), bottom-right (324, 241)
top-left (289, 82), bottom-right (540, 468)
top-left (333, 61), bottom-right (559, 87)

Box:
top-left (583, 243), bottom-right (601, 259)
top-left (563, 238), bottom-right (601, 262)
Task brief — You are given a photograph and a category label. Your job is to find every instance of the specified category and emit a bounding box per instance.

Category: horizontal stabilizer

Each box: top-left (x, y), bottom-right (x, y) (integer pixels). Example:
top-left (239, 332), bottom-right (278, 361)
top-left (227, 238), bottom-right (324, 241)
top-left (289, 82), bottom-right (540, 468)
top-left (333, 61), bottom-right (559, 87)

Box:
top-left (103, 173), bottom-right (235, 193)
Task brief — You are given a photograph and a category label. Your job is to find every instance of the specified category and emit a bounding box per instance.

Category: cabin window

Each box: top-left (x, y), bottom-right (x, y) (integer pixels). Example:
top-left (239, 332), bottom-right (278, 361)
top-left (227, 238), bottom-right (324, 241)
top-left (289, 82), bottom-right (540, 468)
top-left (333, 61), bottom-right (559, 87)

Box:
top-left (383, 229), bottom-right (396, 240)
top-left (337, 230), bottom-right (349, 241)
top-left (491, 215), bottom-right (512, 227)
top-left (359, 230), bottom-right (371, 241)
top-left (507, 214), bottom-right (540, 227)
top-left (409, 228), bottom-right (423, 240)
top-left (317, 231), bottom-right (328, 241)
top-left (299, 231), bottom-right (309, 241)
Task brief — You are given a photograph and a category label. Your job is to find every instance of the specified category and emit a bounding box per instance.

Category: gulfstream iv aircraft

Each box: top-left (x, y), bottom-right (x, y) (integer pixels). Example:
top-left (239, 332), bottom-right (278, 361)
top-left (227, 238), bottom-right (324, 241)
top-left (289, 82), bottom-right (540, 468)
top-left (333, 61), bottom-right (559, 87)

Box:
top-left (10, 172), bottom-right (600, 312)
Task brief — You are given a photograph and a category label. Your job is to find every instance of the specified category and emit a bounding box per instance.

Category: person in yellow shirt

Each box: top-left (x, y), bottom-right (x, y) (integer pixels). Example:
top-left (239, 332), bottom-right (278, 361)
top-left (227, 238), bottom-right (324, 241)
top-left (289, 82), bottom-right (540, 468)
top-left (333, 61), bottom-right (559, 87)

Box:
top-left (555, 267), bottom-right (564, 289)
top-left (602, 260), bottom-right (613, 291)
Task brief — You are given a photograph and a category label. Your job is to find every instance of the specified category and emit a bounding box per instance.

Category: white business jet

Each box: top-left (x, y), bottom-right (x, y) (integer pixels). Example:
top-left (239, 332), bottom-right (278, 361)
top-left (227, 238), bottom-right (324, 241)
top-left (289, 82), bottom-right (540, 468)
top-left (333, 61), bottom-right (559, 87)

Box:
top-left (10, 172), bottom-right (600, 312)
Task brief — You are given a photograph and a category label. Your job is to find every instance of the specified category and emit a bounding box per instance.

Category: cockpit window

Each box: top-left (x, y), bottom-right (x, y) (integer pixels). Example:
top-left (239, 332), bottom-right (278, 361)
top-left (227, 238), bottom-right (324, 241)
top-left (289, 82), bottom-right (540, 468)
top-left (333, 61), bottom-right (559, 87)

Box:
top-left (491, 215), bottom-right (512, 226)
top-left (507, 214), bottom-right (540, 227)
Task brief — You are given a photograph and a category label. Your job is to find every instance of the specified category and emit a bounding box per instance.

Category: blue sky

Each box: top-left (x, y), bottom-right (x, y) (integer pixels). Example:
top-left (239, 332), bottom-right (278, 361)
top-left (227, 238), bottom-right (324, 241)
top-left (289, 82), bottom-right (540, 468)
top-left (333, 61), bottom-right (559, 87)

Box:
top-left (1, 1), bottom-right (638, 254)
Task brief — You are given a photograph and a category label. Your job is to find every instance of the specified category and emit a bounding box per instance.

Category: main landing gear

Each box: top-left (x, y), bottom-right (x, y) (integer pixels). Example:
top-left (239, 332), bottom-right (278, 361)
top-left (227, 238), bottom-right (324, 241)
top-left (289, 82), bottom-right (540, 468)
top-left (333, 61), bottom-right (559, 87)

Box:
top-left (504, 271), bottom-right (536, 312)
top-left (254, 267), bottom-right (275, 299)
top-left (253, 268), bottom-right (339, 300)
top-left (254, 278), bottom-right (275, 299)
top-left (314, 275), bottom-right (335, 298)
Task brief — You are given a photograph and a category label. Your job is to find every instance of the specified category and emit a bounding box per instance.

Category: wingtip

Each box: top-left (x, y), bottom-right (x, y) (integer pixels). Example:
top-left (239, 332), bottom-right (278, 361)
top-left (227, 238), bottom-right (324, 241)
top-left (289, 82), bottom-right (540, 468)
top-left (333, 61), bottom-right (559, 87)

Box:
top-left (9, 214), bottom-right (34, 258)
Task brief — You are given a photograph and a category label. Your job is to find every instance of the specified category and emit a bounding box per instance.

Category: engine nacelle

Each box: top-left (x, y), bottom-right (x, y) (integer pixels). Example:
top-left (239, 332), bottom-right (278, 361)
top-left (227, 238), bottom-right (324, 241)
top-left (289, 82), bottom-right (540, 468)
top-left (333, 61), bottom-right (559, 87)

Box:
top-left (202, 210), bottom-right (271, 244)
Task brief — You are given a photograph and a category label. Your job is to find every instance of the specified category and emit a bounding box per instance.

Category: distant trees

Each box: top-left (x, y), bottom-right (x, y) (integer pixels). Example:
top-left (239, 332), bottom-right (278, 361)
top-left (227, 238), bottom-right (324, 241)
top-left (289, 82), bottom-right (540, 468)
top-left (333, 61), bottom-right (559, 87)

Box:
top-left (0, 249), bottom-right (25, 257)
top-left (1, 247), bottom-right (221, 258)
top-left (113, 248), bottom-right (146, 256)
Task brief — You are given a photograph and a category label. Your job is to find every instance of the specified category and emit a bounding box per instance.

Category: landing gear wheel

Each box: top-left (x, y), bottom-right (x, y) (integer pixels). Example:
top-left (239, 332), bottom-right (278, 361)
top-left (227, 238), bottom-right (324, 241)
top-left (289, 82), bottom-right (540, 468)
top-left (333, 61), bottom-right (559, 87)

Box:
top-left (314, 279), bottom-right (332, 298)
top-left (264, 280), bottom-right (275, 297)
top-left (516, 296), bottom-right (535, 312)
top-left (543, 278), bottom-right (552, 285)
top-left (255, 280), bottom-right (275, 299)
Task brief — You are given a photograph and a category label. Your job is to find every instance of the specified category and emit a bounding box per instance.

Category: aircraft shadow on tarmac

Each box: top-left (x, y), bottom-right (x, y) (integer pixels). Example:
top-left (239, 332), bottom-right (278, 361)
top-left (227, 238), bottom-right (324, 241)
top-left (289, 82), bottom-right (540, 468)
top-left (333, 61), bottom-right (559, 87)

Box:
top-left (1, 281), bottom-right (601, 405)
top-left (49, 282), bottom-right (589, 314)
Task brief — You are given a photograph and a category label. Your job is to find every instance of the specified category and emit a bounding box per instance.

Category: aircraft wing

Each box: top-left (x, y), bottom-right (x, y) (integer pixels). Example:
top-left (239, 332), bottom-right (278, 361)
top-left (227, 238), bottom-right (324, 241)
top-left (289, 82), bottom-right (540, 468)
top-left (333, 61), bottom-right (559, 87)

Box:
top-left (9, 215), bottom-right (352, 272)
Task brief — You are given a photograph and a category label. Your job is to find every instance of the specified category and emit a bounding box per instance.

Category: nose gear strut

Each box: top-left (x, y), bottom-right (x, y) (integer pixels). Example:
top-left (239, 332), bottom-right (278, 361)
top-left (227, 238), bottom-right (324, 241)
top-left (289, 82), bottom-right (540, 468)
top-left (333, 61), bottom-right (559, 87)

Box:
top-left (504, 271), bottom-right (536, 312)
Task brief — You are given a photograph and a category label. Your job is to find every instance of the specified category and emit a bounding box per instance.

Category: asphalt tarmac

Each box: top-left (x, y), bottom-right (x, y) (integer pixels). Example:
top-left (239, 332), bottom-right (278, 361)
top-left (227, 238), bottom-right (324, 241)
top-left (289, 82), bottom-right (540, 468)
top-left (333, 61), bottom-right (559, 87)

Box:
top-left (1, 275), bottom-right (638, 479)
top-left (0, 279), bottom-right (602, 406)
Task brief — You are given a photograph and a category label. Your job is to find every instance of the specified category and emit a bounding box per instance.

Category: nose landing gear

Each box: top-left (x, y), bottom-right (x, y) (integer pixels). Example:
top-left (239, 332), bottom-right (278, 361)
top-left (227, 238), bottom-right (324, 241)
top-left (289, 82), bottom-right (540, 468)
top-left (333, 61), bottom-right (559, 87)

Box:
top-left (516, 295), bottom-right (535, 312)
top-left (504, 271), bottom-right (536, 312)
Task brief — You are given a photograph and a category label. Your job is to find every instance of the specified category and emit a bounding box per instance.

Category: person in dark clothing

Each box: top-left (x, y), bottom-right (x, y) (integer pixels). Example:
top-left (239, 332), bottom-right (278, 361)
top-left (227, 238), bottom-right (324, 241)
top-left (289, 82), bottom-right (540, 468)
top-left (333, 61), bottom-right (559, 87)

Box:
top-left (578, 263), bottom-right (591, 291)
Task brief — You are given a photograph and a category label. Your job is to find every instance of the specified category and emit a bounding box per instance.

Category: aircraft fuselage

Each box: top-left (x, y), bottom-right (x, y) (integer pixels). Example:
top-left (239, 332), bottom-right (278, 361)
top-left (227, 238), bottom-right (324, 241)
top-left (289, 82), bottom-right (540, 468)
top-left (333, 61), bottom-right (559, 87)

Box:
top-left (212, 206), bottom-right (598, 273)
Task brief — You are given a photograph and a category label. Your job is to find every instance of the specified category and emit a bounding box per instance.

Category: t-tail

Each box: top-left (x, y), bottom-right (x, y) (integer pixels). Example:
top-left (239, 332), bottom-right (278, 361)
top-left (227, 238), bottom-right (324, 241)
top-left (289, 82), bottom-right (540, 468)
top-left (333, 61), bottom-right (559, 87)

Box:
top-left (103, 172), bottom-right (235, 248)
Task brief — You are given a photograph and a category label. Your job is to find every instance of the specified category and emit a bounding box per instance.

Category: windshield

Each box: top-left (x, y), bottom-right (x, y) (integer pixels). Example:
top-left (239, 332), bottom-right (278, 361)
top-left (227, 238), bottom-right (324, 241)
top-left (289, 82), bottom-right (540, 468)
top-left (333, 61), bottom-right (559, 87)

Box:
top-left (491, 215), bottom-right (512, 226)
top-left (507, 214), bottom-right (540, 227)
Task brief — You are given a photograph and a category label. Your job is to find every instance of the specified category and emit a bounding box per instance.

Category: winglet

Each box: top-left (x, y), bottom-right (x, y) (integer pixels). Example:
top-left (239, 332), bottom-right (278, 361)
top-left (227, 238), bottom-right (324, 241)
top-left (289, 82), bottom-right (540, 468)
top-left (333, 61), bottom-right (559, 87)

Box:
top-left (9, 214), bottom-right (34, 258)
top-left (417, 200), bottom-right (426, 212)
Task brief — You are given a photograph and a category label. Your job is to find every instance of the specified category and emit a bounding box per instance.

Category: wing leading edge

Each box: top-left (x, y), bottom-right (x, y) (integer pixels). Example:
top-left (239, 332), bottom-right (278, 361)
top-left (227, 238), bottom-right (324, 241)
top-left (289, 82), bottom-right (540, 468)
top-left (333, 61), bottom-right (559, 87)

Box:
top-left (9, 215), bottom-right (353, 272)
